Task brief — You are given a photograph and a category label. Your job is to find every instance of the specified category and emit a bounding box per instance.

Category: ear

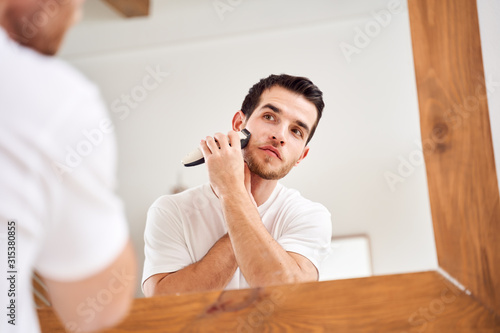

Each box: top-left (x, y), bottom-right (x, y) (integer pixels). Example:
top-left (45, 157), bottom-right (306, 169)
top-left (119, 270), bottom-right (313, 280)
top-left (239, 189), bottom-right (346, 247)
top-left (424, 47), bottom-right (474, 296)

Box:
top-left (232, 111), bottom-right (246, 131)
top-left (294, 146), bottom-right (310, 167)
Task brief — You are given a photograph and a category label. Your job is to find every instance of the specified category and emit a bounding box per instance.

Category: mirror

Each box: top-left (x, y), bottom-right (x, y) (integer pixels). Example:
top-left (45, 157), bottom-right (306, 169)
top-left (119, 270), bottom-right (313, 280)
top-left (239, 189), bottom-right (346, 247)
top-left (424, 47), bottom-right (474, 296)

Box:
top-left (59, 0), bottom-right (438, 297)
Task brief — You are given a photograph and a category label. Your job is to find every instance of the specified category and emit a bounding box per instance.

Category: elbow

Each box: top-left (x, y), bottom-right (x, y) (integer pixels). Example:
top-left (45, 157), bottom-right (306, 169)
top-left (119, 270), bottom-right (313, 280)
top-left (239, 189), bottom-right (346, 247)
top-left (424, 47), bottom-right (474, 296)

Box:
top-left (143, 279), bottom-right (165, 297)
top-left (143, 273), bottom-right (178, 297)
top-left (142, 279), bottom-right (155, 298)
top-left (89, 298), bottom-right (134, 332)
top-left (69, 290), bottom-right (135, 333)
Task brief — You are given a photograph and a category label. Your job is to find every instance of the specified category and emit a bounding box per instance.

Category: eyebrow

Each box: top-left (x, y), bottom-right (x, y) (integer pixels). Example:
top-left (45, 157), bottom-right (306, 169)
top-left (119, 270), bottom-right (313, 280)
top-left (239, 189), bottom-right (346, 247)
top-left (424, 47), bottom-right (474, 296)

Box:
top-left (261, 103), bottom-right (311, 135)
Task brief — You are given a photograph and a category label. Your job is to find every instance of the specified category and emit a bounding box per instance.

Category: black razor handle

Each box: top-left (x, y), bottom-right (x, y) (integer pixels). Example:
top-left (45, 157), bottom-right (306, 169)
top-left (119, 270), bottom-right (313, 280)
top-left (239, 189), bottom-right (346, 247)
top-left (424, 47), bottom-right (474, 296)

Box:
top-left (181, 129), bottom-right (251, 167)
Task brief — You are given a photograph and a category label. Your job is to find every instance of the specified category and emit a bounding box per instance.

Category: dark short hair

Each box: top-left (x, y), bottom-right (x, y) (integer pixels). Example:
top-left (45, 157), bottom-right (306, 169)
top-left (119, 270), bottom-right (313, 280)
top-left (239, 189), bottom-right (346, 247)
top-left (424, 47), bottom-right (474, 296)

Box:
top-left (241, 74), bottom-right (324, 144)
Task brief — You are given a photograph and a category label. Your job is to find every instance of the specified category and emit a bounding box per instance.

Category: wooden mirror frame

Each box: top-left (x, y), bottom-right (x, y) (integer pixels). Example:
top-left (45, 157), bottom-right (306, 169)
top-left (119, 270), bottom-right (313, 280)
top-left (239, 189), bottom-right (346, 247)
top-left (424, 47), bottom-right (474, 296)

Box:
top-left (37, 0), bottom-right (500, 331)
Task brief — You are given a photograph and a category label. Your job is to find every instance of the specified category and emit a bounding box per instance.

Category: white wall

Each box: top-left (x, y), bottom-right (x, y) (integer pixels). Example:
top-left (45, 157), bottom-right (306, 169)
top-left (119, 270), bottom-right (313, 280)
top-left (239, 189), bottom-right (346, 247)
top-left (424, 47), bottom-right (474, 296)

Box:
top-left (477, 0), bottom-right (500, 195)
top-left (60, 0), bottom-right (438, 296)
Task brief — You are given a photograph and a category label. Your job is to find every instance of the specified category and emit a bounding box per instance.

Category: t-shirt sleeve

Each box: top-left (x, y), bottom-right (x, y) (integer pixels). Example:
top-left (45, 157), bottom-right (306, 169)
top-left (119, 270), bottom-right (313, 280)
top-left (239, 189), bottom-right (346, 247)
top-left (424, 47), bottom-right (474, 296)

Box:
top-left (34, 81), bottom-right (129, 281)
top-left (276, 203), bottom-right (332, 274)
top-left (141, 199), bottom-right (192, 290)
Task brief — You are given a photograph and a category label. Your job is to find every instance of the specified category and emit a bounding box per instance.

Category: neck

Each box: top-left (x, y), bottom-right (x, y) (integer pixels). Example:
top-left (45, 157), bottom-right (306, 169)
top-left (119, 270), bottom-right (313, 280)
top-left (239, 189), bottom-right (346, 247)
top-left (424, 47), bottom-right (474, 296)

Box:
top-left (0, 5), bottom-right (23, 47)
top-left (250, 174), bottom-right (278, 207)
top-left (0, 4), bottom-right (7, 28)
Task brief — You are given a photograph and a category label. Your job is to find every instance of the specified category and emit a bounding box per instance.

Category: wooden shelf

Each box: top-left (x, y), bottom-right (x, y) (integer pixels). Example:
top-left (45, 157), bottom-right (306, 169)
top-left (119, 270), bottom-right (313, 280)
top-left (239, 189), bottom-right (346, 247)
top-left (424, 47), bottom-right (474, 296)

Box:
top-left (102, 0), bottom-right (149, 18)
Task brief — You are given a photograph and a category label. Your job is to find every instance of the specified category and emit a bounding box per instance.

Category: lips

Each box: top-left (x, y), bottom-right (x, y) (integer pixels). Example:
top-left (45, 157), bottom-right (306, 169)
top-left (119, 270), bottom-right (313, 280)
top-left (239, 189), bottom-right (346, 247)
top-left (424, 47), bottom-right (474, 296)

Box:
top-left (259, 145), bottom-right (282, 160)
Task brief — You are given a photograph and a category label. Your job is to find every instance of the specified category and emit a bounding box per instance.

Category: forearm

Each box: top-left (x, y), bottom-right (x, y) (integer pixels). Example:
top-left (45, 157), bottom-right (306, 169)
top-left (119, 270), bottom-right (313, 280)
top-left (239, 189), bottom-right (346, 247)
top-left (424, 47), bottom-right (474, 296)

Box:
top-left (150, 234), bottom-right (237, 295)
top-left (221, 191), bottom-right (304, 287)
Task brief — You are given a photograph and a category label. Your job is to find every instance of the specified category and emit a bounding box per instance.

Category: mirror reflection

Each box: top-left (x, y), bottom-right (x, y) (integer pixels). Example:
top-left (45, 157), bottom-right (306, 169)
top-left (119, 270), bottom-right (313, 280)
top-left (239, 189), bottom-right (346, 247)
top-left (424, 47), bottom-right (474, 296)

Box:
top-left (60, 0), bottom-right (438, 297)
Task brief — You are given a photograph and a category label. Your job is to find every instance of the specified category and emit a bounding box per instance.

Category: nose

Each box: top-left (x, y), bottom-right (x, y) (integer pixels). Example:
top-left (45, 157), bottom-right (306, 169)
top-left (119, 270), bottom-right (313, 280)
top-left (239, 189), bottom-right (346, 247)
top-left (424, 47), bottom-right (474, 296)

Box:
top-left (271, 127), bottom-right (286, 146)
top-left (271, 136), bottom-right (284, 145)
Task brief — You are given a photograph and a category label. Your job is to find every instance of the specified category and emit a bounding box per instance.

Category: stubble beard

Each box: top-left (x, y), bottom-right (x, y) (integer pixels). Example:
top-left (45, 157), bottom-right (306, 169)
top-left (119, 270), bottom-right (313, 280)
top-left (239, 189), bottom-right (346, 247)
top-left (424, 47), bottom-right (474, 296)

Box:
top-left (243, 147), bottom-right (296, 180)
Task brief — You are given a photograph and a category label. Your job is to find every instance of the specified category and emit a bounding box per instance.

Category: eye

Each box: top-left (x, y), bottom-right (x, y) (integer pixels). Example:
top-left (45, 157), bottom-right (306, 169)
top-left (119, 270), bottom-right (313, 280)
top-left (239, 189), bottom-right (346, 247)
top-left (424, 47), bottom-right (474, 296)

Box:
top-left (263, 114), bottom-right (275, 121)
top-left (292, 128), bottom-right (303, 137)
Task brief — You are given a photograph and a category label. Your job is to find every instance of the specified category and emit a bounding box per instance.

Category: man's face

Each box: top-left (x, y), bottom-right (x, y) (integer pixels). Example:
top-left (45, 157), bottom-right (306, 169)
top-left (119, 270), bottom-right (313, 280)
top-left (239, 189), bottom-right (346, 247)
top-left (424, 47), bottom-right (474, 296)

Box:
top-left (240, 86), bottom-right (317, 180)
top-left (4, 0), bottom-right (84, 55)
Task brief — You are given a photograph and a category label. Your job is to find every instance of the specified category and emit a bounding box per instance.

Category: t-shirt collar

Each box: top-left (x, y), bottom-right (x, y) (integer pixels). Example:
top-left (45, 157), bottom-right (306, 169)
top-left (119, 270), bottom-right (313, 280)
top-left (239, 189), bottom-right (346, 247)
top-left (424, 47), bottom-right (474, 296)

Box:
top-left (257, 182), bottom-right (283, 214)
top-left (203, 181), bottom-right (283, 213)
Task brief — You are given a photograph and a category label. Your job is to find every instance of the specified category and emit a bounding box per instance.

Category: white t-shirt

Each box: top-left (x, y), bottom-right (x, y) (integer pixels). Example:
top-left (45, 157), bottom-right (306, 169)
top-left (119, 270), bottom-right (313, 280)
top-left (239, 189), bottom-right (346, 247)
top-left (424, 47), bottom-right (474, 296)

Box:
top-left (142, 182), bottom-right (332, 291)
top-left (0, 27), bottom-right (128, 333)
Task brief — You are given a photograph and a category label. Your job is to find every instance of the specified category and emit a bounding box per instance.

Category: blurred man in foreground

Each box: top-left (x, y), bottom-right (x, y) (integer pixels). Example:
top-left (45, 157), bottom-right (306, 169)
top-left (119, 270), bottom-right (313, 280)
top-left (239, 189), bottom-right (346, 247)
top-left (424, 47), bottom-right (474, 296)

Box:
top-left (0, 0), bottom-right (136, 332)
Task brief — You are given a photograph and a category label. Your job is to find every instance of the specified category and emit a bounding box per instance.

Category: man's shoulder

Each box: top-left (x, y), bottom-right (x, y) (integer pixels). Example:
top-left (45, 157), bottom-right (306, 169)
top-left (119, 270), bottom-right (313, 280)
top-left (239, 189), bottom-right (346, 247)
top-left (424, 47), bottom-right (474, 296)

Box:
top-left (0, 32), bottom-right (98, 102)
top-left (274, 183), bottom-right (313, 204)
top-left (274, 183), bottom-right (330, 214)
top-left (27, 52), bottom-right (97, 96)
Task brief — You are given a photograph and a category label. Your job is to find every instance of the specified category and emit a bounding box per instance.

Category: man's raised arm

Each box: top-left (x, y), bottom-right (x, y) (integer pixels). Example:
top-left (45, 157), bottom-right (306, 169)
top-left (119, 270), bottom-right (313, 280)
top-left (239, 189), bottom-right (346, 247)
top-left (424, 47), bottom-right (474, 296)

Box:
top-left (201, 132), bottom-right (318, 288)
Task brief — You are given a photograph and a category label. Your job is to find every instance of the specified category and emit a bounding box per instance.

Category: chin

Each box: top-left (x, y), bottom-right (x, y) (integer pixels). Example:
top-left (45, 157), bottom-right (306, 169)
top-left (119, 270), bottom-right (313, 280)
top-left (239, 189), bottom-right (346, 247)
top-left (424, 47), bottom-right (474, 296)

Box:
top-left (244, 150), bottom-right (294, 180)
top-left (248, 161), bottom-right (293, 181)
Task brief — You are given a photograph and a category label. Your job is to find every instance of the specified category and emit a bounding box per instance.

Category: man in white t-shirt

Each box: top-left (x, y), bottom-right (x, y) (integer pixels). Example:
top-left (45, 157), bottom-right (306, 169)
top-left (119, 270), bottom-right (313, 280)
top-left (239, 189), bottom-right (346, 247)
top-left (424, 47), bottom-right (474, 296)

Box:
top-left (0, 1), bottom-right (136, 332)
top-left (143, 74), bottom-right (332, 296)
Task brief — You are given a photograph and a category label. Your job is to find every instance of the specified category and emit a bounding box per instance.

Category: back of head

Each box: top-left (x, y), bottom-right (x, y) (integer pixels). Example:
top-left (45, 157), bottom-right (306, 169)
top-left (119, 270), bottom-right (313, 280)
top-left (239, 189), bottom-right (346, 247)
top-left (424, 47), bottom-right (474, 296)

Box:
top-left (241, 74), bottom-right (325, 144)
top-left (0, 0), bottom-right (83, 55)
